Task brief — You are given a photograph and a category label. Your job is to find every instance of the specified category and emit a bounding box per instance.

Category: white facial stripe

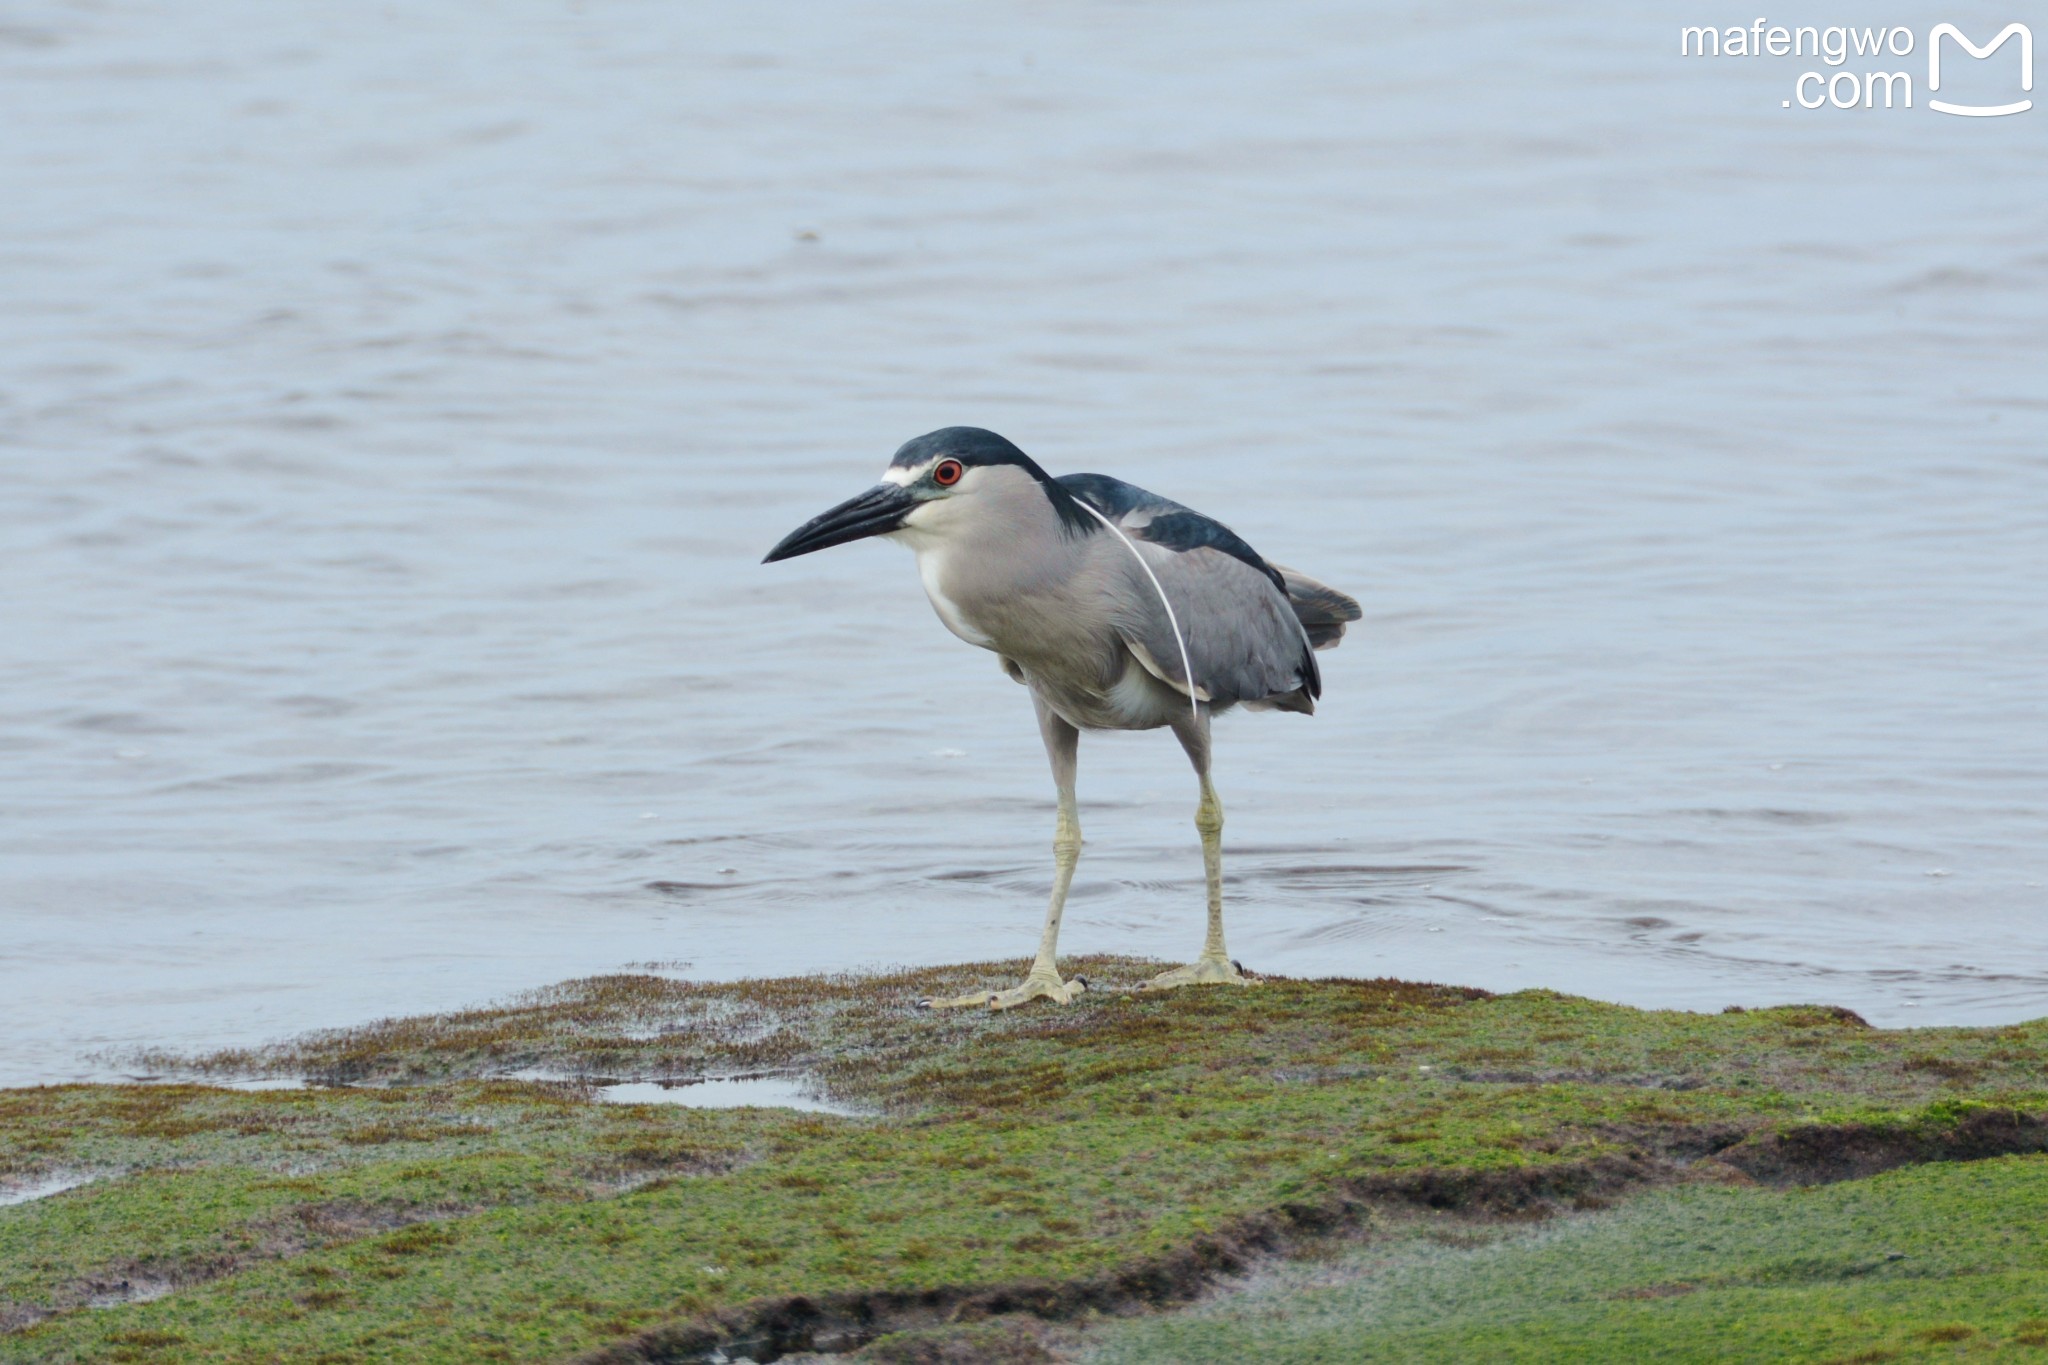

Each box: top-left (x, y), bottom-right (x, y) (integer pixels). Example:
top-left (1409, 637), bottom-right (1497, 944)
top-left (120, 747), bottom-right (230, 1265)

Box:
top-left (881, 461), bottom-right (934, 487)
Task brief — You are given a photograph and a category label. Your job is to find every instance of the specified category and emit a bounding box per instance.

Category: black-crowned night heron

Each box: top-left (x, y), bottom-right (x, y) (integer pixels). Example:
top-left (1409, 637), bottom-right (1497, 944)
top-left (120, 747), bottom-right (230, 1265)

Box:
top-left (765, 427), bottom-right (1361, 1010)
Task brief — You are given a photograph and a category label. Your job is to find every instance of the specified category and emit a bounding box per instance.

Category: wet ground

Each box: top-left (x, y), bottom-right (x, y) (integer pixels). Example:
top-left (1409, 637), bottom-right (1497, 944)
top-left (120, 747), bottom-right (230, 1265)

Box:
top-left (3, 0), bottom-right (2045, 1084)
top-left (7, 967), bottom-right (2048, 1360)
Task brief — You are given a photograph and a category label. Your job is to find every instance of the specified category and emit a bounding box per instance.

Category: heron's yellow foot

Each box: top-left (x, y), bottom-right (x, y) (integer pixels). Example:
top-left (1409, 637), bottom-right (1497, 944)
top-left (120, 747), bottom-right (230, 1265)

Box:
top-left (1138, 954), bottom-right (1255, 992)
top-left (918, 969), bottom-right (1088, 1011)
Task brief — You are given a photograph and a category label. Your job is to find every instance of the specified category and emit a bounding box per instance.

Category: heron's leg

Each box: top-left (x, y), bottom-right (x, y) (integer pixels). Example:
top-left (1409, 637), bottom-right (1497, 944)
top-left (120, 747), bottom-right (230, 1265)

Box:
top-left (1142, 711), bottom-right (1251, 992)
top-left (920, 697), bottom-right (1088, 1011)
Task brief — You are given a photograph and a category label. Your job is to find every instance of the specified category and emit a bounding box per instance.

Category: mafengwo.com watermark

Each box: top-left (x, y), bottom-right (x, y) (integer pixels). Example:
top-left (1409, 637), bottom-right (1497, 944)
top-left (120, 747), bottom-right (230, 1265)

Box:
top-left (1680, 20), bottom-right (2032, 113)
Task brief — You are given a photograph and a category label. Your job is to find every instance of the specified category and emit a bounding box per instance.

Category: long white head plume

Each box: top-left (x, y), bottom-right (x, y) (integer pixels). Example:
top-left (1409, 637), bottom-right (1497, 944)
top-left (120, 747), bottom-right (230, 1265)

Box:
top-left (1073, 500), bottom-right (1202, 726)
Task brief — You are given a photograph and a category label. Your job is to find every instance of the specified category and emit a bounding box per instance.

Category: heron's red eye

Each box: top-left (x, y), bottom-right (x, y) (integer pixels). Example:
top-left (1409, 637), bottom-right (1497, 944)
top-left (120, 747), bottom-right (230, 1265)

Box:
top-left (932, 459), bottom-right (964, 487)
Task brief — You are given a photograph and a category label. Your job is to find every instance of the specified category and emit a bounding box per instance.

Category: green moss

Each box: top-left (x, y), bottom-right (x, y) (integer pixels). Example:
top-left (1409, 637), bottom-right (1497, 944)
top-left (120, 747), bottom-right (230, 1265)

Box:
top-left (1080, 1154), bottom-right (2048, 1363)
top-left (3, 962), bottom-right (2044, 1362)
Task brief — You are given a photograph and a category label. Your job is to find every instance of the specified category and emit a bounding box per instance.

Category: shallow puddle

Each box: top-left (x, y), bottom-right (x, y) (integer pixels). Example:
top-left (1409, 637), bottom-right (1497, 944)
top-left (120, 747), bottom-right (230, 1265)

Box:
top-left (594, 1074), bottom-right (861, 1116)
top-left (214, 1077), bottom-right (308, 1091)
top-left (119, 1075), bottom-right (309, 1092)
top-left (0, 1172), bottom-right (98, 1208)
top-left (112, 1071), bottom-right (859, 1114)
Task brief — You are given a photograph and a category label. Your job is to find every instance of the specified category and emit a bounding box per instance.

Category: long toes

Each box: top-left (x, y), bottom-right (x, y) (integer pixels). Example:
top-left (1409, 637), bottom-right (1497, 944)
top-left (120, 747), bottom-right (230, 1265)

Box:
top-left (1139, 959), bottom-right (1253, 992)
top-left (921, 974), bottom-right (1086, 1012)
top-left (989, 976), bottom-right (1089, 1011)
top-left (916, 991), bottom-right (999, 1011)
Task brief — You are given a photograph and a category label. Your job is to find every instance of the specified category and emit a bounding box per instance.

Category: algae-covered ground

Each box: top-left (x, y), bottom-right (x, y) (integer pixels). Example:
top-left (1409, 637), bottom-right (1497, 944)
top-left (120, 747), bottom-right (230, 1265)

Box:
top-left (1076, 1153), bottom-right (2048, 1363)
top-left (2, 959), bottom-right (2045, 1363)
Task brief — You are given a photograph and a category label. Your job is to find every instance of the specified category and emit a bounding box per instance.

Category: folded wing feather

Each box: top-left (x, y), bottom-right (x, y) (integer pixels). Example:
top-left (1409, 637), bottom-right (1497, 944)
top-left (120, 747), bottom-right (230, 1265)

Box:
top-left (1057, 473), bottom-right (1360, 712)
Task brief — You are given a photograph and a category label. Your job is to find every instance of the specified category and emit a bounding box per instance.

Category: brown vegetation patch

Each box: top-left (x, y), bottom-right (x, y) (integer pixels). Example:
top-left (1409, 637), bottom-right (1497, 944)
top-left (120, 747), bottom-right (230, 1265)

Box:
top-left (1900, 1055), bottom-right (1984, 1082)
top-left (1721, 1005), bottom-right (1871, 1028)
top-left (338, 1120), bottom-right (492, 1146)
top-left (134, 962), bottom-right (1492, 1108)
top-left (377, 1223), bottom-right (461, 1257)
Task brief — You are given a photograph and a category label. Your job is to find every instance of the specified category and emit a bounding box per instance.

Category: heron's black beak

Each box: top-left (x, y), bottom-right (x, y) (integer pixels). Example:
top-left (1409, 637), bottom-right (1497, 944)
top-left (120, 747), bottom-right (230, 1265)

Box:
top-left (762, 483), bottom-right (916, 562)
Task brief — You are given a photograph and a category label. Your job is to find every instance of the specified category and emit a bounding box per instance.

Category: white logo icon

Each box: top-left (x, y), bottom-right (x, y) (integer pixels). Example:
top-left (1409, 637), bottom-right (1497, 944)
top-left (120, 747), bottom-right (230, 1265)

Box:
top-left (1927, 22), bottom-right (2032, 116)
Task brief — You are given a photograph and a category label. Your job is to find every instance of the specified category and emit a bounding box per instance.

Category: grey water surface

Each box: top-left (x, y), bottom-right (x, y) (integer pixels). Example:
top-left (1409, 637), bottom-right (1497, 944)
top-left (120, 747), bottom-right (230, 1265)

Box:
top-left (3, 1), bottom-right (2045, 1085)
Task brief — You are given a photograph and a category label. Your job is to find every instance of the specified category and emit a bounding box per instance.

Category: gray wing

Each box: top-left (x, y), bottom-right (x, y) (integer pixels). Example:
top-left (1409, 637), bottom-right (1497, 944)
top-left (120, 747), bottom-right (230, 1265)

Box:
top-left (1057, 473), bottom-right (1322, 711)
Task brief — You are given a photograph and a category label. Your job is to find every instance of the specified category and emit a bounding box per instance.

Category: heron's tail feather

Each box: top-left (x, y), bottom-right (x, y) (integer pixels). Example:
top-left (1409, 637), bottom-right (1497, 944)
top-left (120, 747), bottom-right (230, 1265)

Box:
top-left (1272, 566), bottom-right (1362, 651)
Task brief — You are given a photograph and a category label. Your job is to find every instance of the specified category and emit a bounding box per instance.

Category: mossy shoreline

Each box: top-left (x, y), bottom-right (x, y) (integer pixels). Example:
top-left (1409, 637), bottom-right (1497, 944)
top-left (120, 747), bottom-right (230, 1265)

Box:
top-left (4, 960), bottom-right (2046, 1363)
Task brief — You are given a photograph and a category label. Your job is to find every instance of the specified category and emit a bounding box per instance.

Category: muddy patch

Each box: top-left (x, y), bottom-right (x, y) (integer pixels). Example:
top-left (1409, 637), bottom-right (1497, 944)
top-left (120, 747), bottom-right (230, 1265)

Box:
top-left (1718, 1106), bottom-right (2048, 1186)
top-left (2, 1258), bottom-right (220, 1334)
top-left (0, 1199), bottom-right (470, 1335)
top-left (0, 1170), bottom-right (101, 1207)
